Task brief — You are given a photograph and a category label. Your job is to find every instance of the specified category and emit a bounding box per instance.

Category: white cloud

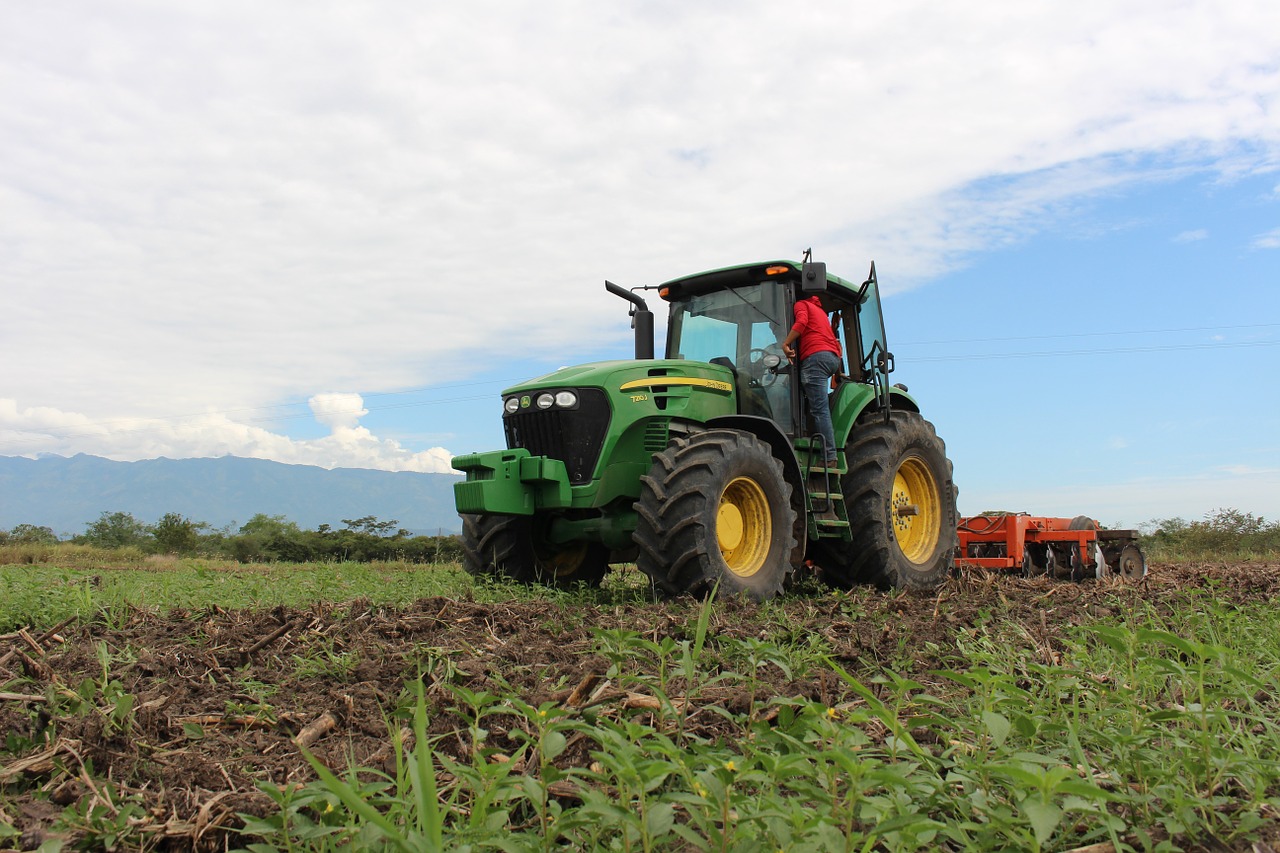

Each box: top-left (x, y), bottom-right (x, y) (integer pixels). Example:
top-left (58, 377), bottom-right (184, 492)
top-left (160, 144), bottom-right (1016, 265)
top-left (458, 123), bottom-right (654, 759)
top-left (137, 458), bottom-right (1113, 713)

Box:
top-left (0, 396), bottom-right (457, 474)
top-left (1174, 229), bottom-right (1209, 242)
top-left (1, 1), bottom-right (1278, 465)
top-left (1253, 227), bottom-right (1280, 249)
top-left (1216, 464), bottom-right (1280, 476)
top-left (308, 393), bottom-right (367, 432)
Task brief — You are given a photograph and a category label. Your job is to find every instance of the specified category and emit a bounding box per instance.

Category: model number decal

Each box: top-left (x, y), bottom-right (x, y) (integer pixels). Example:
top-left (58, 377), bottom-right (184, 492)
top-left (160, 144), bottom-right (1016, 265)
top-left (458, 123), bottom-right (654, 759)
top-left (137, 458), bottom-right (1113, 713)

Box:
top-left (630, 394), bottom-right (648, 403)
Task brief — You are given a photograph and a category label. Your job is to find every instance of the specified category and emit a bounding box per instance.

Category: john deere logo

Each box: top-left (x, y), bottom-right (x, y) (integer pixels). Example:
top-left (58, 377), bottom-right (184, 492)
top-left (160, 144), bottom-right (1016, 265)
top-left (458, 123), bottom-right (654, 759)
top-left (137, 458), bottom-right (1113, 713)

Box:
top-left (520, 395), bottom-right (531, 408)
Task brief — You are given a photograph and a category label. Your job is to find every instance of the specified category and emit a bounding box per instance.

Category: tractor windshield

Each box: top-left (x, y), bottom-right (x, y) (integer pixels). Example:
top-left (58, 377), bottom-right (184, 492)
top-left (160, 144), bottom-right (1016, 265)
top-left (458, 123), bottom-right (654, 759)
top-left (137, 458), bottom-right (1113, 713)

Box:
top-left (667, 282), bottom-right (789, 362)
top-left (666, 283), bottom-right (794, 427)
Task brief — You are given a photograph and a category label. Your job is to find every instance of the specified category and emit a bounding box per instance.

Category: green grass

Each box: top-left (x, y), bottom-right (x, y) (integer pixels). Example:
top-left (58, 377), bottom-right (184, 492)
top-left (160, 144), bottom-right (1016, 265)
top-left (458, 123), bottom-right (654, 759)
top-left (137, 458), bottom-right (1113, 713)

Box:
top-left (0, 560), bottom-right (654, 634)
top-left (240, 591), bottom-right (1280, 852)
top-left (0, 561), bottom-right (443, 632)
top-left (1140, 542), bottom-right (1280, 563)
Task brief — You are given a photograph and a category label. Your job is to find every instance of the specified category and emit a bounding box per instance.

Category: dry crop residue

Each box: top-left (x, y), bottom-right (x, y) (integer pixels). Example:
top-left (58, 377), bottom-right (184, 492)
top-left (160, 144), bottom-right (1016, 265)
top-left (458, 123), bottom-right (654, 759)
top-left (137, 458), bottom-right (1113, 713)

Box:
top-left (1, 562), bottom-right (1278, 850)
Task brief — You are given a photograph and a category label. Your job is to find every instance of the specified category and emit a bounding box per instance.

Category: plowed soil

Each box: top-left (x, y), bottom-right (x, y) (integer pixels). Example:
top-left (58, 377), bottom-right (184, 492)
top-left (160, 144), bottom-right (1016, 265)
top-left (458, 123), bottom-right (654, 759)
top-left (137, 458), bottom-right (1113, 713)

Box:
top-left (2, 562), bottom-right (1278, 851)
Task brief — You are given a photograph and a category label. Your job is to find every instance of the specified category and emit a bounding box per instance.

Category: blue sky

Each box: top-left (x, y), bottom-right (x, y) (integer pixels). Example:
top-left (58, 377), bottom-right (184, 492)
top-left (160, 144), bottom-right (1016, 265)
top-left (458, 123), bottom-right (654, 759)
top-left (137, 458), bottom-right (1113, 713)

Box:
top-left (2, 1), bottom-right (1278, 529)
top-left (890, 169), bottom-right (1280, 526)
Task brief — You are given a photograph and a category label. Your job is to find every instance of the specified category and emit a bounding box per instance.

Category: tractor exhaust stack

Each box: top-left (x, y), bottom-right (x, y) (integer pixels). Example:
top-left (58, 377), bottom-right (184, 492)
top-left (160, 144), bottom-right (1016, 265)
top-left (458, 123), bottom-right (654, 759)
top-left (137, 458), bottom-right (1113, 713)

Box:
top-left (605, 280), bottom-right (654, 359)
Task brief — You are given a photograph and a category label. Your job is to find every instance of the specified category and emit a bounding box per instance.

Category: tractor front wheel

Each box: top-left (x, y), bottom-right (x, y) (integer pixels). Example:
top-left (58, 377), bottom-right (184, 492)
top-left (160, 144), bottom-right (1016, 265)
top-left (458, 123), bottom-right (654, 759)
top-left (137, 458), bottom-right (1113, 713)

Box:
top-left (461, 514), bottom-right (609, 588)
top-left (633, 429), bottom-right (797, 601)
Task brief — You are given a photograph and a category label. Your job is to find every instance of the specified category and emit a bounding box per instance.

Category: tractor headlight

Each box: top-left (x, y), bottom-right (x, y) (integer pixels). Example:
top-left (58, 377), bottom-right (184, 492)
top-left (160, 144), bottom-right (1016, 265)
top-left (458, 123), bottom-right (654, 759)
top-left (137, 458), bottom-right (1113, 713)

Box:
top-left (535, 393), bottom-right (555, 410)
top-left (504, 396), bottom-right (520, 414)
top-left (554, 390), bottom-right (578, 408)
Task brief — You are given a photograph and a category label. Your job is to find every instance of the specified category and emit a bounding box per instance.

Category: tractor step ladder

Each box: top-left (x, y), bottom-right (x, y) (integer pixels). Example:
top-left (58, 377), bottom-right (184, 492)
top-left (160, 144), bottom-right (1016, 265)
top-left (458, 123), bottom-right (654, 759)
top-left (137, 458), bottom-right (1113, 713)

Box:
top-left (795, 440), bottom-right (849, 539)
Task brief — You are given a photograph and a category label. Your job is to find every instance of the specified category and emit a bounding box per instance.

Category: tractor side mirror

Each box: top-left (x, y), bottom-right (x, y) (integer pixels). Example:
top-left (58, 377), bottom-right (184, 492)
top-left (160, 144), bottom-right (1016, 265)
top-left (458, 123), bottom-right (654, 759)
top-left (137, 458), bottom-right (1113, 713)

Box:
top-left (801, 261), bottom-right (827, 293)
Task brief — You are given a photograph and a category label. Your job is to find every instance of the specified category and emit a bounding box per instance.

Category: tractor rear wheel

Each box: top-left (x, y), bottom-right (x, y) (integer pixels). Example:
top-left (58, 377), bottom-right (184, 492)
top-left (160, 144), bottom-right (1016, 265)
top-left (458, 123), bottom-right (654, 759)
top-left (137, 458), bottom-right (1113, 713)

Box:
top-left (812, 411), bottom-right (957, 590)
top-left (633, 429), bottom-right (797, 601)
top-left (461, 514), bottom-right (609, 588)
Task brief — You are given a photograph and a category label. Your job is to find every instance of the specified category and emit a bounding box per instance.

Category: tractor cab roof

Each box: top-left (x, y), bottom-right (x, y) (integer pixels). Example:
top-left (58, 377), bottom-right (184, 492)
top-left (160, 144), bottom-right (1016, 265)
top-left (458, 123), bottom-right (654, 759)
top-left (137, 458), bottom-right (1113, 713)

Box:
top-left (656, 260), bottom-right (869, 311)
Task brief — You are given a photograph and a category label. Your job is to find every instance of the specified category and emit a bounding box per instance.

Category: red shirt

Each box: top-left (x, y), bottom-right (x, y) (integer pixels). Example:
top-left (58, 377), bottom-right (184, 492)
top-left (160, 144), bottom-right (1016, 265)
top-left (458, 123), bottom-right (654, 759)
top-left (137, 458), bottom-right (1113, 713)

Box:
top-left (791, 296), bottom-right (841, 360)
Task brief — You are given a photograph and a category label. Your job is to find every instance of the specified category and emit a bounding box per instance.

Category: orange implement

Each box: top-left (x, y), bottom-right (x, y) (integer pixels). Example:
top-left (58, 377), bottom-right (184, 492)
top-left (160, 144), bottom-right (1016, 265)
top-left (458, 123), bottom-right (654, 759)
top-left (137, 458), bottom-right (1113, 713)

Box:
top-left (956, 514), bottom-right (1146, 580)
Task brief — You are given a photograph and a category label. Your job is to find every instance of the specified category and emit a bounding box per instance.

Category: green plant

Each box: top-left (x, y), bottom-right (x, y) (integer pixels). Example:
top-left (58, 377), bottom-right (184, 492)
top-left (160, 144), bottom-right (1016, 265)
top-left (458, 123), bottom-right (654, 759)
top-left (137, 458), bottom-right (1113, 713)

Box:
top-left (44, 642), bottom-right (140, 739)
top-left (53, 774), bottom-right (149, 851)
top-left (238, 780), bottom-right (346, 851)
top-left (291, 640), bottom-right (360, 682)
top-left (293, 681), bottom-right (447, 852)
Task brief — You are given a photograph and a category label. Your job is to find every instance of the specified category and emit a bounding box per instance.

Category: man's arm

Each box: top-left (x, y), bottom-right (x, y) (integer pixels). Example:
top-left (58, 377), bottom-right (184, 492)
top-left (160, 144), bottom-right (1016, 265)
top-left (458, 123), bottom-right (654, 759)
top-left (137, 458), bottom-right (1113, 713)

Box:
top-left (782, 327), bottom-right (801, 360)
top-left (782, 302), bottom-right (809, 360)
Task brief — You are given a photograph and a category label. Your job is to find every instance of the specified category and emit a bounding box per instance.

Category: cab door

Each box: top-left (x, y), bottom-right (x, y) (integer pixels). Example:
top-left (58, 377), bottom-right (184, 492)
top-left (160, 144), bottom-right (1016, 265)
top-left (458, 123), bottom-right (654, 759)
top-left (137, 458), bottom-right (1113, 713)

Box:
top-left (853, 263), bottom-right (893, 415)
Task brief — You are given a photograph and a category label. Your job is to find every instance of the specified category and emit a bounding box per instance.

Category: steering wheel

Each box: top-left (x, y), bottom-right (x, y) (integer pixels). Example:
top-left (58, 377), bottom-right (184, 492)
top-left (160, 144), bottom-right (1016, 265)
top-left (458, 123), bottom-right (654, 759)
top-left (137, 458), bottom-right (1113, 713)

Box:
top-left (748, 346), bottom-right (785, 387)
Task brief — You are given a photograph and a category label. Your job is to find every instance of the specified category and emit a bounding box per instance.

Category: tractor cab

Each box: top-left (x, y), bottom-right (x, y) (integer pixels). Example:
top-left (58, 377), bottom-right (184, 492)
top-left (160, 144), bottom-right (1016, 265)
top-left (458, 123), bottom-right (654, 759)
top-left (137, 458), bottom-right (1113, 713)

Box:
top-left (658, 260), bottom-right (892, 436)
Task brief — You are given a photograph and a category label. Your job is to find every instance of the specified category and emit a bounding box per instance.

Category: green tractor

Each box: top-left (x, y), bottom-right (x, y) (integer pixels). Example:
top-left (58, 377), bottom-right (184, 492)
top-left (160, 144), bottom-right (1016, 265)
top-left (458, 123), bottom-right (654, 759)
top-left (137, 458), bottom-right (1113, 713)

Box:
top-left (452, 255), bottom-right (958, 599)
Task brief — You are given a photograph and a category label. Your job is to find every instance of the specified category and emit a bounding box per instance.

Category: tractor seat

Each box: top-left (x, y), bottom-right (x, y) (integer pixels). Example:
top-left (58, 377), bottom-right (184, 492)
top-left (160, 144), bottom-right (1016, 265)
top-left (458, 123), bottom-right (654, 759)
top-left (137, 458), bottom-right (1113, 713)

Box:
top-left (709, 356), bottom-right (736, 375)
top-left (708, 356), bottom-right (771, 418)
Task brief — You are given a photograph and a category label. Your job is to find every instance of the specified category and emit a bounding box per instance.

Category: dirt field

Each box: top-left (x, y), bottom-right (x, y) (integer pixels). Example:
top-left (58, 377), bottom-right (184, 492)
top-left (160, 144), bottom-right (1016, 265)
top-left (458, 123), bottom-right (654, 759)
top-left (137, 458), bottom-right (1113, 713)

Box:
top-left (2, 561), bottom-right (1278, 851)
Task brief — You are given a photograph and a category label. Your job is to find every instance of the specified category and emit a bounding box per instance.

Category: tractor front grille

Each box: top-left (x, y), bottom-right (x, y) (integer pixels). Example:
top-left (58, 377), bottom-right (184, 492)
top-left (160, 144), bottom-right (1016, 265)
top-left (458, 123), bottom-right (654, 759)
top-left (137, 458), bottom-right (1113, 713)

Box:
top-left (503, 388), bottom-right (611, 485)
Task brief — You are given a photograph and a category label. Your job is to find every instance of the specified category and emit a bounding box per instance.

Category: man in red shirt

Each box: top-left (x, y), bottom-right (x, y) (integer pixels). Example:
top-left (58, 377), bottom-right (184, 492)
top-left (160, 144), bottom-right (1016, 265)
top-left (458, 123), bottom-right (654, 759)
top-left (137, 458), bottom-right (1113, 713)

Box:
top-left (782, 295), bottom-right (841, 467)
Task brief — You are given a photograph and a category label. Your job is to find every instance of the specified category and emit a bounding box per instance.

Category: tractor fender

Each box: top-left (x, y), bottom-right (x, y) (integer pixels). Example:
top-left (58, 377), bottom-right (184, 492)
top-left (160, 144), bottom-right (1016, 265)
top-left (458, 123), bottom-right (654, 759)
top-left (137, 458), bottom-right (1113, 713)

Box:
top-left (705, 414), bottom-right (808, 566)
top-left (832, 383), bottom-right (920, 445)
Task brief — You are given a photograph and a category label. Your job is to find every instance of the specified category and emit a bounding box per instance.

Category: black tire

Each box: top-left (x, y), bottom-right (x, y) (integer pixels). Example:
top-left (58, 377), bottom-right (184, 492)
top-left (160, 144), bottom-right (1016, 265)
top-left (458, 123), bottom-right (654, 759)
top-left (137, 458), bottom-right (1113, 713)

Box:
top-left (460, 513), bottom-right (609, 588)
top-left (632, 429), bottom-right (797, 601)
top-left (811, 411), bottom-right (957, 590)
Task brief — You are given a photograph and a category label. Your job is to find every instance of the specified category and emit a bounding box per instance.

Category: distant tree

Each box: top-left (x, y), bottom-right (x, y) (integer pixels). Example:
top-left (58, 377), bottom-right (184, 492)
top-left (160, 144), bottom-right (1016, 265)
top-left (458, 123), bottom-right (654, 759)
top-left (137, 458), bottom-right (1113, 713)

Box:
top-left (79, 511), bottom-right (150, 549)
top-left (1141, 507), bottom-right (1280, 558)
top-left (151, 513), bottom-right (208, 555)
top-left (231, 514), bottom-right (311, 562)
top-left (341, 516), bottom-right (401, 537)
top-left (395, 533), bottom-right (465, 563)
top-left (1203, 507), bottom-right (1268, 537)
top-left (238, 514), bottom-right (300, 538)
top-left (6, 524), bottom-right (59, 544)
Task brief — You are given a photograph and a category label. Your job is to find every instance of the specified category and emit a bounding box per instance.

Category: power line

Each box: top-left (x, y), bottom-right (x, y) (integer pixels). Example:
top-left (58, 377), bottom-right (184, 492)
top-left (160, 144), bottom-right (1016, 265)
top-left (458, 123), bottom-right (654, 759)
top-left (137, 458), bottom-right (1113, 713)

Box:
top-left (897, 321), bottom-right (1280, 347)
top-left (903, 338), bottom-right (1280, 363)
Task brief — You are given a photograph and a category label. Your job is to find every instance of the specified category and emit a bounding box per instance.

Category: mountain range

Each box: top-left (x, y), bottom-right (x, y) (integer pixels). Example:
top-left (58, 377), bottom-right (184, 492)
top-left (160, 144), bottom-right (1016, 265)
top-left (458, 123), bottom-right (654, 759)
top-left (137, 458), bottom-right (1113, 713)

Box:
top-left (0, 454), bottom-right (464, 537)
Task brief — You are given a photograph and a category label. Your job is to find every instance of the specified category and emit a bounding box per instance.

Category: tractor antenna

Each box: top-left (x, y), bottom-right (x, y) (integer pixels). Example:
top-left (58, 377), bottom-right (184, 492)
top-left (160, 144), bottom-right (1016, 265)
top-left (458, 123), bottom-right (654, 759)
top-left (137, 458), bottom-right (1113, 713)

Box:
top-left (802, 247), bottom-right (813, 263)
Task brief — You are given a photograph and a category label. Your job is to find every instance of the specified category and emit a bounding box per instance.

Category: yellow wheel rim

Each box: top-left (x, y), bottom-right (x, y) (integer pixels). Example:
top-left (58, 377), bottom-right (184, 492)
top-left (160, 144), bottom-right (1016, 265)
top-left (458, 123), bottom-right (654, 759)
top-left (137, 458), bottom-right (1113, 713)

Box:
top-left (891, 457), bottom-right (942, 564)
top-left (717, 477), bottom-right (772, 578)
top-left (537, 541), bottom-right (588, 578)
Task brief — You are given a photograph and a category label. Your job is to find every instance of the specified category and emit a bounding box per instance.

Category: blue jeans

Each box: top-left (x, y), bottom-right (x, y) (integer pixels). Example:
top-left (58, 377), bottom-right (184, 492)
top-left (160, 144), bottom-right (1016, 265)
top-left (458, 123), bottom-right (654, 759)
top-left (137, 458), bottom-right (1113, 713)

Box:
top-left (800, 350), bottom-right (840, 462)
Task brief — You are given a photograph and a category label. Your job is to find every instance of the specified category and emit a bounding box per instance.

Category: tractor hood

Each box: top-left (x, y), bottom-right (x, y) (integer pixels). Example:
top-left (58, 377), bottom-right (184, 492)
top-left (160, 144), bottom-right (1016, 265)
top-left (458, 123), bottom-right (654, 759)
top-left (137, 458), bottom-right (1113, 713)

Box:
top-left (500, 359), bottom-right (736, 399)
top-left (478, 359), bottom-right (740, 502)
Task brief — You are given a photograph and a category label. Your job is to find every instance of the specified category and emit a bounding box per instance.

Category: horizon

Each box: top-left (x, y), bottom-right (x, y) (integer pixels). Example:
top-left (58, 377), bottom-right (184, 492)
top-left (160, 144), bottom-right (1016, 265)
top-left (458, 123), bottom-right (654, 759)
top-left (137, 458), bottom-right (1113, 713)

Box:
top-left (3, 451), bottom-right (1273, 537)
